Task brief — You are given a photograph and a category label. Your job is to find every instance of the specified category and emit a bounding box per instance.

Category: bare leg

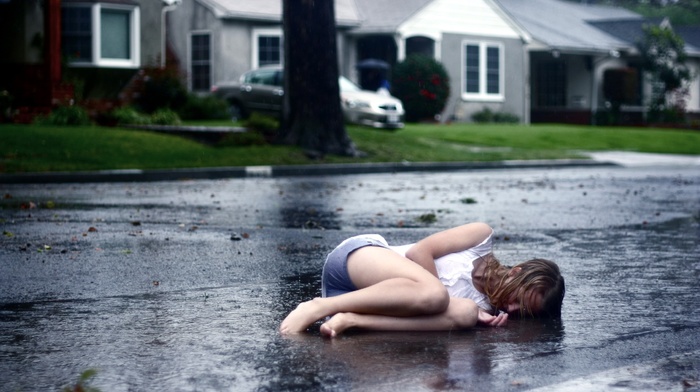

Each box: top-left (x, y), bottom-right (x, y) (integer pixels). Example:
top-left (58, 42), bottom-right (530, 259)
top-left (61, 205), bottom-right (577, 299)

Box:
top-left (319, 297), bottom-right (482, 337)
top-left (280, 246), bottom-right (449, 334)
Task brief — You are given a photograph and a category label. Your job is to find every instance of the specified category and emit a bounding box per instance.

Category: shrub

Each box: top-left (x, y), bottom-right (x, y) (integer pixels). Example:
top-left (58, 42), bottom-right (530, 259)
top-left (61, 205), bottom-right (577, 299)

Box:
top-left (178, 95), bottom-right (230, 120)
top-left (150, 108), bottom-right (181, 125)
top-left (493, 112), bottom-right (520, 123)
top-left (637, 25), bottom-right (692, 118)
top-left (391, 55), bottom-right (450, 122)
top-left (34, 105), bottom-right (91, 126)
top-left (217, 113), bottom-right (278, 147)
top-left (136, 66), bottom-right (188, 114)
top-left (244, 112), bottom-right (279, 142)
top-left (472, 108), bottom-right (495, 123)
top-left (244, 112), bottom-right (279, 133)
top-left (111, 106), bottom-right (151, 125)
top-left (110, 106), bottom-right (181, 126)
top-left (471, 108), bottom-right (519, 124)
top-left (217, 131), bottom-right (268, 147)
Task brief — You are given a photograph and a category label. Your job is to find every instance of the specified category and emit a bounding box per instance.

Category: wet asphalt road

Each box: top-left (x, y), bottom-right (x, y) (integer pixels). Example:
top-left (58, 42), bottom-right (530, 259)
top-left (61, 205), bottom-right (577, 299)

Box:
top-left (0, 163), bottom-right (699, 391)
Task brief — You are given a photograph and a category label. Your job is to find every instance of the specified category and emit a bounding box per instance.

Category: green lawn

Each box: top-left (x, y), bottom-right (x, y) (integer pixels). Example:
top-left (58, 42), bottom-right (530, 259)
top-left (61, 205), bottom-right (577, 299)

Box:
top-left (1, 122), bottom-right (699, 173)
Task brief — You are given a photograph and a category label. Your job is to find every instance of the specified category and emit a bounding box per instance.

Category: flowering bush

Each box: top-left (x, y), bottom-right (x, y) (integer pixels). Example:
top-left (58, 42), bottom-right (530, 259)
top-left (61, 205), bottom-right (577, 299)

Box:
top-left (391, 55), bottom-right (450, 122)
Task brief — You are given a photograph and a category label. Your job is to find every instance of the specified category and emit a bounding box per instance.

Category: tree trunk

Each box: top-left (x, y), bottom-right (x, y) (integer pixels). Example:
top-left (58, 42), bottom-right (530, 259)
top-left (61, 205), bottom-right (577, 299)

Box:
top-left (280, 0), bottom-right (358, 158)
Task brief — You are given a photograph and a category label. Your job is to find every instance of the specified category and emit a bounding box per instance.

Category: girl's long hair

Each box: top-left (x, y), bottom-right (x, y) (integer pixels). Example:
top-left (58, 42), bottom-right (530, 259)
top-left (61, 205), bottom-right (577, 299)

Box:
top-left (482, 254), bottom-right (565, 318)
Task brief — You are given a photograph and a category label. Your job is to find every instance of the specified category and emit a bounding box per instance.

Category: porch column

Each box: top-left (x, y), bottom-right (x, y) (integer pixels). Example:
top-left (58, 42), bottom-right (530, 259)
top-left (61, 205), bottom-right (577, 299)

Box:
top-left (590, 58), bottom-right (599, 124)
top-left (395, 34), bottom-right (405, 62)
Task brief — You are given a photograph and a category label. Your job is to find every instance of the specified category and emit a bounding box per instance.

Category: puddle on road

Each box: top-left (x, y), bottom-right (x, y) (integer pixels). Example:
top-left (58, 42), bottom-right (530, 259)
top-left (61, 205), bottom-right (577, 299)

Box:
top-left (0, 285), bottom-right (283, 391)
top-left (0, 275), bottom-right (566, 391)
top-left (278, 206), bottom-right (341, 230)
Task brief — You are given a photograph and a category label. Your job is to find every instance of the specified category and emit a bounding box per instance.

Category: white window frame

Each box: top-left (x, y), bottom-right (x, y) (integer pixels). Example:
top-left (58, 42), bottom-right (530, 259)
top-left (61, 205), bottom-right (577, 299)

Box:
top-left (189, 30), bottom-right (212, 92)
top-left (63, 3), bottom-right (140, 68)
top-left (461, 41), bottom-right (504, 102)
top-left (252, 28), bottom-right (283, 69)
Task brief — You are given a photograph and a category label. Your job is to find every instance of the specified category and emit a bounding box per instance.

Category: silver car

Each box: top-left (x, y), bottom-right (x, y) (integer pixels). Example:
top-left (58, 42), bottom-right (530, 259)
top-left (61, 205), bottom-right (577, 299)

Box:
top-left (211, 67), bottom-right (404, 129)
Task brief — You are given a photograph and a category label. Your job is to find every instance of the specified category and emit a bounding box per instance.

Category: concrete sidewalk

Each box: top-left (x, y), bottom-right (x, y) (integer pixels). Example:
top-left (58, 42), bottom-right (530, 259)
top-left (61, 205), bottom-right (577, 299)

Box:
top-left (585, 151), bottom-right (700, 167)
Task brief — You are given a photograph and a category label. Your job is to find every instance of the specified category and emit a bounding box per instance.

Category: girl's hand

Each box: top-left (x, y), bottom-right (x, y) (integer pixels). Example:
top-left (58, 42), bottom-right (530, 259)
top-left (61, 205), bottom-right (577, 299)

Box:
top-left (477, 308), bottom-right (508, 327)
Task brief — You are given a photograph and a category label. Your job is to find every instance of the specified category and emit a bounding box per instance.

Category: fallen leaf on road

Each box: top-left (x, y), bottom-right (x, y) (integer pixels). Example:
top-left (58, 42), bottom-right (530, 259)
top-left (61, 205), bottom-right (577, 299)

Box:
top-left (417, 213), bottom-right (437, 224)
top-left (20, 202), bottom-right (36, 210)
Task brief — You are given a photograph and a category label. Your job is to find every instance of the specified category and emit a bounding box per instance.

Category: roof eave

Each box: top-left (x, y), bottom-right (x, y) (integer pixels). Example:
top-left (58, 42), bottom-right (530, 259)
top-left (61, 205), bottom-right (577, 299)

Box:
top-left (528, 44), bottom-right (636, 57)
top-left (219, 13), bottom-right (360, 27)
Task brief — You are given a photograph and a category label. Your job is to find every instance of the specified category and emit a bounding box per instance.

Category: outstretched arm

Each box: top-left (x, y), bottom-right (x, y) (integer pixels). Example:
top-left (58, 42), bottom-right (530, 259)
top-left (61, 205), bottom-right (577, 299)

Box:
top-left (405, 222), bottom-right (494, 277)
top-left (319, 297), bottom-right (507, 337)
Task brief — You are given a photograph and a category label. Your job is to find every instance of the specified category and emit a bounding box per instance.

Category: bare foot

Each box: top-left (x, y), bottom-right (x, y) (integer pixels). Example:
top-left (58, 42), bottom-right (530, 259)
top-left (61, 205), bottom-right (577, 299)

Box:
top-left (279, 298), bottom-right (326, 335)
top-left (320, 312), bottom-right (355, 338)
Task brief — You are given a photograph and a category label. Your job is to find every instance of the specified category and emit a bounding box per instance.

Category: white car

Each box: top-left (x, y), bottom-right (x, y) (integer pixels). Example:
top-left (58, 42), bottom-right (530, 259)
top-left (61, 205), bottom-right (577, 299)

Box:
top-left (211, 67), bottom-right (404, 129)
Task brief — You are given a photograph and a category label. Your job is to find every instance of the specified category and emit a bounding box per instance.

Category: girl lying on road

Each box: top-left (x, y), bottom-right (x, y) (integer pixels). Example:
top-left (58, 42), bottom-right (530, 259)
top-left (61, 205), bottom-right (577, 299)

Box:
top-left (280, 222), bottom-right (565, 337)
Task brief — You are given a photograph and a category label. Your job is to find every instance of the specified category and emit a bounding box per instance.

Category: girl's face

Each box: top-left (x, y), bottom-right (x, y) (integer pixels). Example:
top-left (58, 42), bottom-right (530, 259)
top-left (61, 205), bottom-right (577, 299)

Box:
top-left (502, 290), bottom-right (543, 318)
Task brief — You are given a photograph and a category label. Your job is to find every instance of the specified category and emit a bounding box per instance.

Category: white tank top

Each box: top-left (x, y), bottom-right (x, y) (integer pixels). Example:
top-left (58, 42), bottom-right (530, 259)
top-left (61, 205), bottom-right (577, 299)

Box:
top-left (389, 233), bottom-right (494, 312)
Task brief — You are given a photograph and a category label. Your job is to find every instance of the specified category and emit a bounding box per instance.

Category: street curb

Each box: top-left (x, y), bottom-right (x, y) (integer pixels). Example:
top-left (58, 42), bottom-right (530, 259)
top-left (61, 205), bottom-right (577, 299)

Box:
top-left (0, 159), bottom-right (618, 184)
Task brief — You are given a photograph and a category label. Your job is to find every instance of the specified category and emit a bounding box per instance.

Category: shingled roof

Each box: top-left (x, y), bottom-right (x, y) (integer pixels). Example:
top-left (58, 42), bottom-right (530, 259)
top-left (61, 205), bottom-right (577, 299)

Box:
top-left (350, 0), bottom-right (433, 34)
top-left (497, 0), bottom-right (642, 53)
top-left (676, 25), bottom-right (700, 53)
top-left (196, 0), bottom-right (362, 27)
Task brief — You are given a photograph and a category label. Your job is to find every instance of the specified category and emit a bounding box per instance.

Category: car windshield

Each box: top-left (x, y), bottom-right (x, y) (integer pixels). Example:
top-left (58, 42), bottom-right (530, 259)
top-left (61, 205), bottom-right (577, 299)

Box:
top-left (339, 76), bottom-right (361, 92)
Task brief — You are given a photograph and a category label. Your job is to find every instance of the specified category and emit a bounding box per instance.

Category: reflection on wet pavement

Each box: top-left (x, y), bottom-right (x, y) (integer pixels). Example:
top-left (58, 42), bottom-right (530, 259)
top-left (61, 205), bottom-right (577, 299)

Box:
top-left (1, 165), bottom-right (699, 390)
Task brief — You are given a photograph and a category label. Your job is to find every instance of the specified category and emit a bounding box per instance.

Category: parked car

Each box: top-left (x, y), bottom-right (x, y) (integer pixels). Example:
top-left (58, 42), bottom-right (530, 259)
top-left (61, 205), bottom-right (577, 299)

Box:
top-left (211, 67), bottom-right (404, 129)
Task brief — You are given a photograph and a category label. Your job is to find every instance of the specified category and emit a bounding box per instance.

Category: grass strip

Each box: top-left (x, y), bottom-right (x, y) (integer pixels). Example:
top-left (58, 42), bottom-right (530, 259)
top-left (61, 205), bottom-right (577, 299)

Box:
top-left (1, 123), bottom-right (698, 173)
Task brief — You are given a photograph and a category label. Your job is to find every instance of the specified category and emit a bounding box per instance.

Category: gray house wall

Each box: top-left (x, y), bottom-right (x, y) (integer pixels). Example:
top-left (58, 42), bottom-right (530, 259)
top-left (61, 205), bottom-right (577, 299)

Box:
top-left (168, 0), bottom-right (223, 89)
top-left (219, 23), bottom-right (256, 83)
top-left (441, 33), bottom-right (526, 123)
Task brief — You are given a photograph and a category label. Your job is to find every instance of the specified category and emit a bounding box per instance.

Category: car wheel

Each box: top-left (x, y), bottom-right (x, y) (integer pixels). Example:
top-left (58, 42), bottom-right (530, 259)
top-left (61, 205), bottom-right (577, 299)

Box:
top-left (229, 102), bottom-right (247, 122)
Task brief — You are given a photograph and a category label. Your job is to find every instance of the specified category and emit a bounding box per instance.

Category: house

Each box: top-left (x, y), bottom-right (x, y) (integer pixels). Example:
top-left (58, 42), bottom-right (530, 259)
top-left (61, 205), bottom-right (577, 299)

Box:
top-left (0, 0), bottom-right (168, 122)
top-left (497, 0), bottom-right (700, 124)
top-left (348, 0), bottom-right (531, 123)
top-left (167, 0), bottom-right (531, 123)
top-left (4, 0), bottom-right (697, 125)
top-left (168, 0), bottom-right (700, 125)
